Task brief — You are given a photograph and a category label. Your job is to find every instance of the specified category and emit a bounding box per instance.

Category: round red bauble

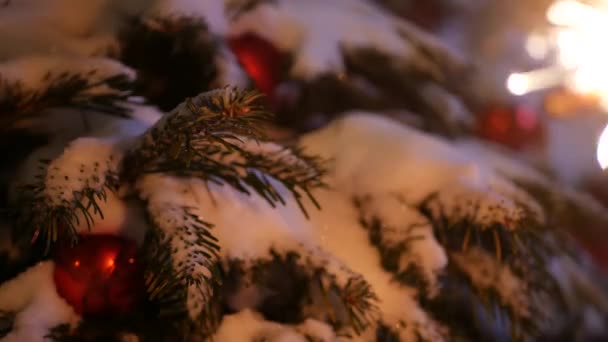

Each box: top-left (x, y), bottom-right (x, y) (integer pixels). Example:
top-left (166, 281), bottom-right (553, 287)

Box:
top-left (53, 234), bottom-right (144, 317)
top-left (228, 33), bottom-right (285, 99)
top-left (476, 104), bottom-right (544, 150)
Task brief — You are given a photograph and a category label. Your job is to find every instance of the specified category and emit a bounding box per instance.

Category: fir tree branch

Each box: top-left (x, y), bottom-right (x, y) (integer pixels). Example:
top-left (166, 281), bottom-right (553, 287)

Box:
top-left (231, 247), bottom-right (380, 336)
top-left (118, 16), bottom-right (218, 111)
top-left (354, 194), bottom-right (444, 298)
top-left (418, 193), bottom-right (574, 339)
top-left (0, 71), bottom-right (134, 133)
top-left (12, 138), bottom-right (122, 250)
top-left (142, 203), bottom-right (221, 317)
top-left (124, 87), bottom-right (327, 217)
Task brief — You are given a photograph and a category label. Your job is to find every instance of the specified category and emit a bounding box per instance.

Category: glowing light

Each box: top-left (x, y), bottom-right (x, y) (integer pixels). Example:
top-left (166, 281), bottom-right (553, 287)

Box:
top-left (515, 0), bottom-right (608, 168)
top-left (597, 123), bottom-right (608, 169)
top-left (507, 73), bottom-right (530, 95)
top-left (73, 260), bottom-right (80, 267)
top-left (547, 0), bottom-right (598, 27)
top-left (128, 258), bottom-right (135, 264)
top-left (526, 33), bottom-right (550, 60)
top-left (507, 68), bottom-right (565, 96)
top-left (513, 0), bottom-right (608, 103)
top-left (105, 258), bottom-right (115, 269)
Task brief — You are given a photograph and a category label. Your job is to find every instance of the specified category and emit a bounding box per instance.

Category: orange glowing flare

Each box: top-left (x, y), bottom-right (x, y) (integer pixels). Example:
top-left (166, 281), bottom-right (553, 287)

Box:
top-left (73, 260), bottom-right (80, 267)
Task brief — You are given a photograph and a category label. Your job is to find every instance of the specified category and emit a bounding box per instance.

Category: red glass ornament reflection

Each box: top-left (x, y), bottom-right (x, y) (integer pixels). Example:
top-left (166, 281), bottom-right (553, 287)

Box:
top-left (228, 33), bottom-right (285, 98)
top-left (52, 234), bottom-right (144, 317)
top-left (477, 104), bottom-right (544, 150)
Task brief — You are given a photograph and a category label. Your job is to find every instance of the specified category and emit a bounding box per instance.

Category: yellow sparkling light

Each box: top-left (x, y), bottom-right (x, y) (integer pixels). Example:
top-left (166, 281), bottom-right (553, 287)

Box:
top-left (509, 0), bottom-right (608, 102)
top-left (548, 0), bottom-right (608, 99)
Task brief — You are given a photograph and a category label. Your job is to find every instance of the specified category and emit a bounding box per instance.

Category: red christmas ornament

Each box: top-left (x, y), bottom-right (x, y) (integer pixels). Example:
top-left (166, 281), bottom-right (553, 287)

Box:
top-left (53, 234), bottom-right (144, 317)
top-left (228, 33), bottom-right (285, 99)
top-left (476, 104), bottom-right (544, 150)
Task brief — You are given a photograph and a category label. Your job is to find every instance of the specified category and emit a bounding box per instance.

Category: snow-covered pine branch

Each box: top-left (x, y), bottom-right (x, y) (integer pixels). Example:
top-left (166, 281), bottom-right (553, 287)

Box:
top-left (229, 0), bottom-right (473, 133)
top-left (12, 138), bottom-right (124, 248)
top-left (0, 55), bottom-right (136, 134)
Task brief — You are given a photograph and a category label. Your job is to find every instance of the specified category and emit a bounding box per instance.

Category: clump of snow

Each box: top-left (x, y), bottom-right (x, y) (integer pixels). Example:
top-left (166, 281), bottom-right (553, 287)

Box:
top-left (165, 177), bottom-right (444, 339)
top-left (456, 139), bottom-right (608, 224)
top-left (0, 261), bottom-right (79, 342)
top-left (213, 309), bottom-right (338, 341)
top-left (12, 136), bottom-right (149, 243)
top-left (229, 0), bottom-right (417, 79)
top-left (135, 174), bottom-right (218, 319)
top-left (0, 55), bottom-right (135, 97)
top-left (136, 173), bottom-right (370, 323)
top-left (451, 248), bottom-right (529, 318)
top-left (44, 138), bottom-right (122, 205)
top-left (357, 194), bottom-right (447, 296)
top-left (300, 112), bottom-right (544, 226)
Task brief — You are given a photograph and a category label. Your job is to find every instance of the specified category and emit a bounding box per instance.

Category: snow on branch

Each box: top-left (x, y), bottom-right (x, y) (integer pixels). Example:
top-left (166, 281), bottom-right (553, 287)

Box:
top-left (0, 262), bottom-right (78, 342)
top-left (0, 56), bottom-right (136, 133)
top-left (355, 194), bottom-right (447, 297)
top-left (229, 0), bottom-right (465, 81)
top-left (124, 87), bottom-right (326, 214)
top-left (135, 174), bottom-right (220, 323)
top-left (13, 138), bottom-right (123, 248)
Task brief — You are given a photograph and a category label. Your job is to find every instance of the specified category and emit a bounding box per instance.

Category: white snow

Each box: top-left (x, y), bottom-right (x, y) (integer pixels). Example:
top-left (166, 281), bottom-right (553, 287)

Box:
top-left (44, 138), bottom-right (122, 204)
top-left (357, 194), bottom-right (447, 296)
top-left (300, 112), bottom-right (544, 226)
top-left (213, 309), bottom-right (339, 341)
top-left (0, 262), bottom-right (79, 342)
top-left (0, 55), bottom-right (135, 98)
top-left (2, 102), bottom-right (576, 340)
top-left (12, 137), bottom-right (149, 244)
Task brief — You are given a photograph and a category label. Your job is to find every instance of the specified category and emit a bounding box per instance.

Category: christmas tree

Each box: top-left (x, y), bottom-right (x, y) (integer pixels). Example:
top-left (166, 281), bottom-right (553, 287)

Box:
top-left (0, 0), bottom-right (607, 341)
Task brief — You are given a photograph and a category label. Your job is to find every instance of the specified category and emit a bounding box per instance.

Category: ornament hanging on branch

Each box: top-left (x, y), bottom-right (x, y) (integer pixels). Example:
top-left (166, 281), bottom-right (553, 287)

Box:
top-left (476, 103), bottom-right (545, 150)
top-left (228, 33), bottom-right (286, 102)
top-left (53, 234), bottom-right (144, 317)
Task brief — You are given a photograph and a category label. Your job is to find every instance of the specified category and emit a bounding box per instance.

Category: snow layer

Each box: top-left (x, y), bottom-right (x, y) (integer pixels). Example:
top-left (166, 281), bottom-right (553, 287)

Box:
top-left (0, 262), bottom-right (79, 342)
top-left (300, 112), bottom-right (544, 226)
top-left (150, 176), bottom-right (446, 340)
top-left (0, 55), bottom-right (135, 96)
top-left (357, 194), bottom-right (447, 296)
top-left (4, 111), bottom-right (559, 340)
top-left (214, 309), bottom-right (338, 342)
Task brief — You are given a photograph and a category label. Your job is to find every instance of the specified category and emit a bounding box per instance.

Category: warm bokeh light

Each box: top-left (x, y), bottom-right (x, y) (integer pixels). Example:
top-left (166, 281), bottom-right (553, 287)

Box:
top-left (507, 73), bottom-right (530, 96)
top-left (507, 0), bottom-right (608, 102)
top-left (502, 0), bottom-right (608, 167)
top-left (597, 124), bottom-right (608, 169)
top-left (525, 33), bottom-right (550, 60)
